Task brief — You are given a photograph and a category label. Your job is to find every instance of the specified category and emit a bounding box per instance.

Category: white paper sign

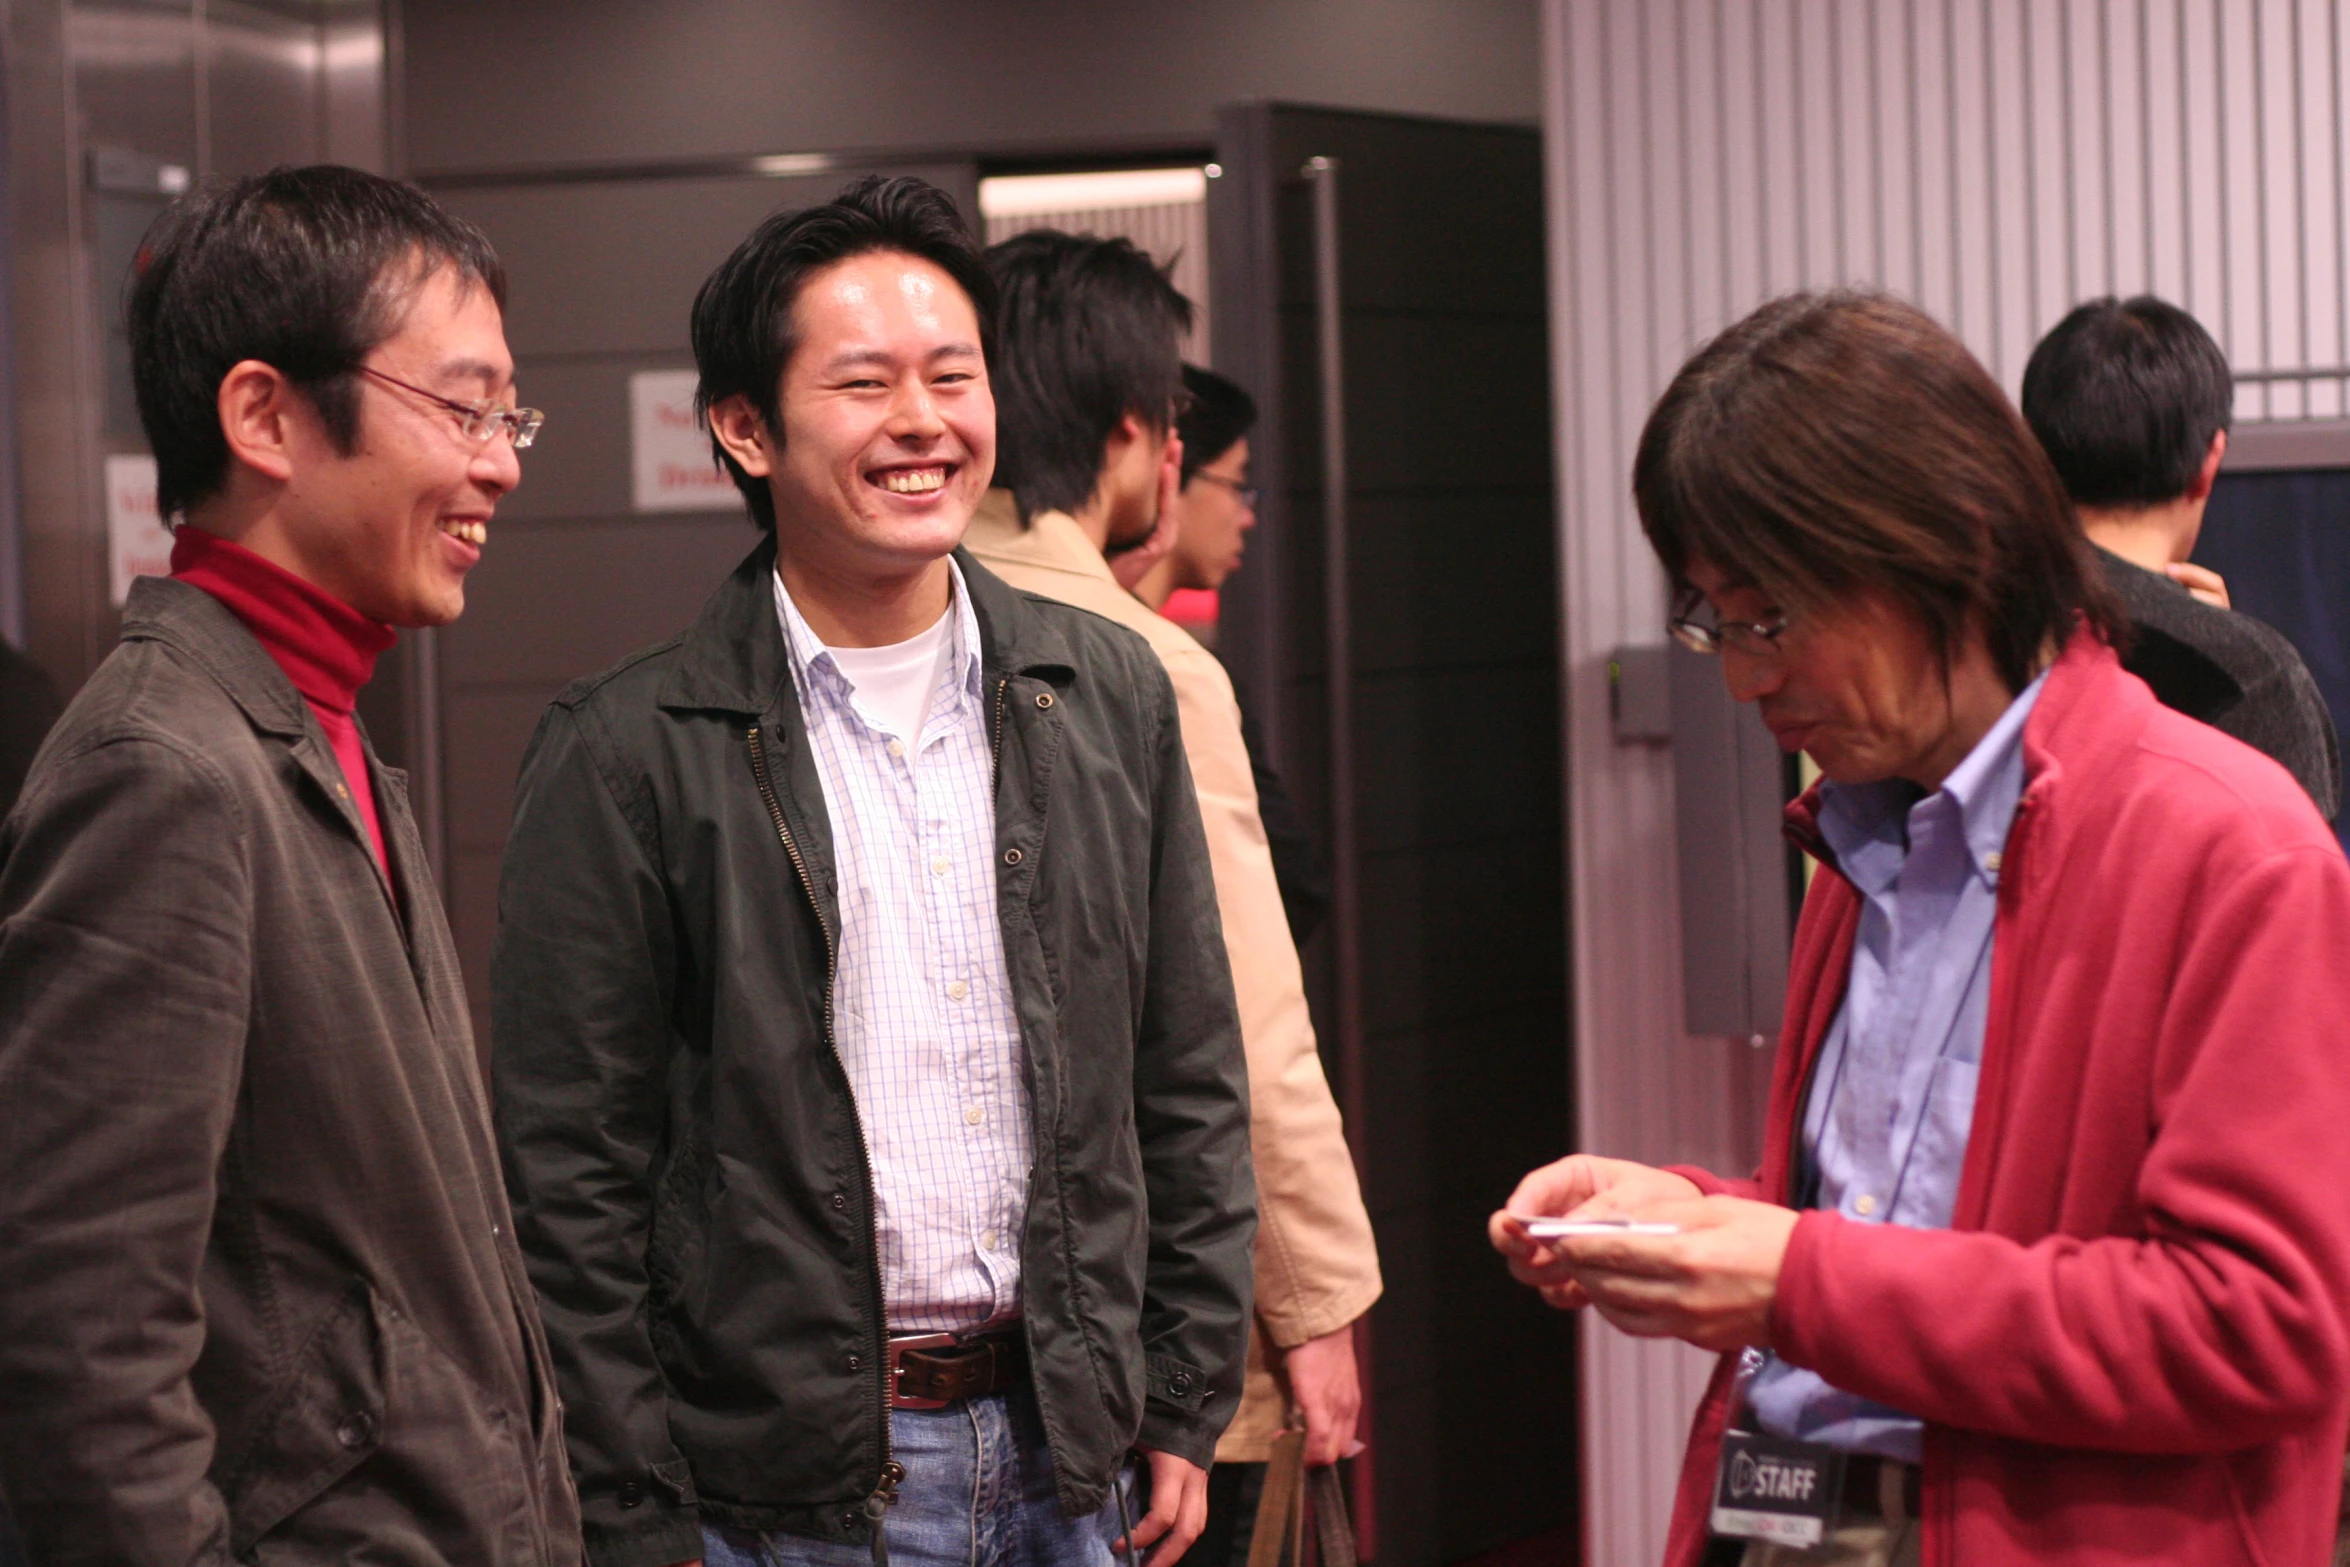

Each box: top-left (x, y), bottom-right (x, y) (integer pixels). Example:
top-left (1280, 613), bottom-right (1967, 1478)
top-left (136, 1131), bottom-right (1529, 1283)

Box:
top-left (106, 453), bottom-right (171, 606)
top-left (630, 369), bottom-right (735, 513)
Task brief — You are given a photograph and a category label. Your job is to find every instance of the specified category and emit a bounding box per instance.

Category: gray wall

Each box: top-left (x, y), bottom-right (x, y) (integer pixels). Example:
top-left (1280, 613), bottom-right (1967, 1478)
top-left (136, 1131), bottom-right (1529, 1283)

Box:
top-left (400, 0), bottom-right (1539, 175)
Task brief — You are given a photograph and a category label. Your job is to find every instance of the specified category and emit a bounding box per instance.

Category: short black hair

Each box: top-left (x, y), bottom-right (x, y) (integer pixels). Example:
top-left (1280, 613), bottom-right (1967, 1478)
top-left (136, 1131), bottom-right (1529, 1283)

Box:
top-left (2020, 295), bottom-right (2233, 508)
top-left (985, 229), bottom-right (1191, 520)
top-left (691, 175), bottom-right (994, 533)
top-left (128, 165), bottom-right (506, 522)
top-left (1177, 363), bottom-right (1257, 484)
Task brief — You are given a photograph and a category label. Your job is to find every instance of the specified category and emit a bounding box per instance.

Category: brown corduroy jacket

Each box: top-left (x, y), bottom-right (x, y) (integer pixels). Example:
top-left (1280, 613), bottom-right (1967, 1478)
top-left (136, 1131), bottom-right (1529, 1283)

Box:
top-left (967, 493), bottom-right (1383, 1461)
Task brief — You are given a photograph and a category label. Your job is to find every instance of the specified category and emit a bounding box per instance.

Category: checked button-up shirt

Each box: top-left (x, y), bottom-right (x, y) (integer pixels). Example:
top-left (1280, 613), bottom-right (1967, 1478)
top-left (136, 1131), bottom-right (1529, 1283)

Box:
top-left (774, 560), bottom-right (1032, 1334)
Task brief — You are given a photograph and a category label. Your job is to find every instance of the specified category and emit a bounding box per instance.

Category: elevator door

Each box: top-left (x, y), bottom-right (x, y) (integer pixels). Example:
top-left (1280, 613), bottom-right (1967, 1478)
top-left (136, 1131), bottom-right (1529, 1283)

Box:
top-left (1209, 104), bottom-right (1571, 1566)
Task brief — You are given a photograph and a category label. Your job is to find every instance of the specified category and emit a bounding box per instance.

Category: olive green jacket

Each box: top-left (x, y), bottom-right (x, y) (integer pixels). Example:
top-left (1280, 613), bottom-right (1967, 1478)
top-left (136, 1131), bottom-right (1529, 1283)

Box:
top-left (491, 540), bottom-right (1255, 1567)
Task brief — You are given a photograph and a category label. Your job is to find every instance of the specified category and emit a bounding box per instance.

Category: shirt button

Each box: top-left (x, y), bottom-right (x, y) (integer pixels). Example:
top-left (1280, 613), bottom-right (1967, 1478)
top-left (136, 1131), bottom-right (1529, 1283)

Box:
top-left (981, 1231), bottom-right (999, 1250)
top-left (947, 980), bottom-right (969, 1001)
top-left (888, 738), bottom-right (906, 758)
top-left (965, 1106), bottom-right (985, 1126)
top-left (932, 857), bottom-right (950, 876)
top-left (1854, 1194), bottom-right (1878, 1217)
top-left (1983, 850), bottom-right (2003, 873)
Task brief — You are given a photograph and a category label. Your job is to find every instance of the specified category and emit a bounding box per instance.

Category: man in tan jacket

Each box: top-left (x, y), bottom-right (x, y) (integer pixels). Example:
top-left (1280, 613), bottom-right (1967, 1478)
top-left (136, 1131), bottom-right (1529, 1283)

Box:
top-left (971, 231), bottom-right (1380, 1560)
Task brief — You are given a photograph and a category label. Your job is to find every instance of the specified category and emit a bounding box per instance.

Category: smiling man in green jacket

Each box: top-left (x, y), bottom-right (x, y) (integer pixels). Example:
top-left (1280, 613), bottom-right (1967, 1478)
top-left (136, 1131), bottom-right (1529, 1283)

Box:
top-left (490, 176), bottom-right (1254, 1567)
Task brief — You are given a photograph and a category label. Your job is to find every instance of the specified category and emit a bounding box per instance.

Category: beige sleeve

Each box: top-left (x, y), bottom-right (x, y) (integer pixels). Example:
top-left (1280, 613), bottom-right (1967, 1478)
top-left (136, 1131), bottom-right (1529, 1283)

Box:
top-left (1161, 646), bottom-right (1381, 1347)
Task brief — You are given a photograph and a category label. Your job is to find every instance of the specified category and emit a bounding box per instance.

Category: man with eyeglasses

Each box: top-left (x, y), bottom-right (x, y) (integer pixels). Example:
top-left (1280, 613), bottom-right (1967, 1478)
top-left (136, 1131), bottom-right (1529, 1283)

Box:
top-left (966, 241), bottom-right (1381, 1567)
top-left (1131, 365), bottom-right (1330, 953)
top-left (0, 166), bottom-right (579, 1565)
top-left (1494, 291), bottom-right (2350, 1567)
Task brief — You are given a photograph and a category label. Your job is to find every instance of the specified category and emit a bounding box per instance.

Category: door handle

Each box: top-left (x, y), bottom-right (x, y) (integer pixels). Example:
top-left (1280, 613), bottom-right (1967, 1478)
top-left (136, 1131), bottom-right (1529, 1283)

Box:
top-left (1302, 154), bottom-right (1362, 1177)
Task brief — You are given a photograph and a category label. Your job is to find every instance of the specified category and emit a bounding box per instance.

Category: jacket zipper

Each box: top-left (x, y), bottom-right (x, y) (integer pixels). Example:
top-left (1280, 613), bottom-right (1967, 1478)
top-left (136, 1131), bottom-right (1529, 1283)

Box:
top-left (990, 674), bottom-right (1009, 789)
top-left (746, 724), bottom-right (904, 1534)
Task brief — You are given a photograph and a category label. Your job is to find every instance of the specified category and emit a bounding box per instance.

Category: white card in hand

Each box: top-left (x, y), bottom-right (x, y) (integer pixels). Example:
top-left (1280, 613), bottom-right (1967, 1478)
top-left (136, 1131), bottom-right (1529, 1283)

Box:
top-left (1519, 1216), bottom-right (1681, 1237)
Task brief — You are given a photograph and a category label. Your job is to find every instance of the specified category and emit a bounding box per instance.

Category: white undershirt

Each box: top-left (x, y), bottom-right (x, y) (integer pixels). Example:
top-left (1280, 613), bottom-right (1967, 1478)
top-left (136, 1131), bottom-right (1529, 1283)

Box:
top-left (814, 595), bottom-right (957, 745)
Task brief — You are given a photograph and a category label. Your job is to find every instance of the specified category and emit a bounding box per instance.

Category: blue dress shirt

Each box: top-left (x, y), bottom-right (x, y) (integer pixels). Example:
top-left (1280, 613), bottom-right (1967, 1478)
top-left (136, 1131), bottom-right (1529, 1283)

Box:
top-left (1746, 671), bottom-right (2047, 1463)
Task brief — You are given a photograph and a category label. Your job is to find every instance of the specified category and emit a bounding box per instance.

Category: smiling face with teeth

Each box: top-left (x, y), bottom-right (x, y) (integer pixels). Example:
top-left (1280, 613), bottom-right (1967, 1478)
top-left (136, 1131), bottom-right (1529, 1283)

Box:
top-left (707, 249), bottom-right (994, 634)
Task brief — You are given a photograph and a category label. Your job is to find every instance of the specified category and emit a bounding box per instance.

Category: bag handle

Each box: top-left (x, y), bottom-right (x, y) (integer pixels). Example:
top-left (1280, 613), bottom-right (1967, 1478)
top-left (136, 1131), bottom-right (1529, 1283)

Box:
top-left (1244, 1432), bottom-right (1359, 1567)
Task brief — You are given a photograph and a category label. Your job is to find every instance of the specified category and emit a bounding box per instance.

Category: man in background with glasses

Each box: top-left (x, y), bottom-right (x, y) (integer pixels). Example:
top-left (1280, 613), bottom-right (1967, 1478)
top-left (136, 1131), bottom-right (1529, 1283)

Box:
top-left (0, 166), bottom-right (577, 1565)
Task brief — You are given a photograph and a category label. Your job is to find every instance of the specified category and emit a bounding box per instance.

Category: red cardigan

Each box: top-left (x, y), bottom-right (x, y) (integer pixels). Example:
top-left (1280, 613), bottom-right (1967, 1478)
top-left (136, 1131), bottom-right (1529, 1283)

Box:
top-left (1664, 630), bottom-right (2350, 1567)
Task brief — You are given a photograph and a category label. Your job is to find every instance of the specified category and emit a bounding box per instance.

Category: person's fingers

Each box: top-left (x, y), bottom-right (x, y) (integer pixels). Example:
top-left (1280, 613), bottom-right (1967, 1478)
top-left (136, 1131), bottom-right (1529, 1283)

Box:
top-left (1293, 1348), bottom-right (1362, 1467)
top-left (1552, 1232), bottom-right (1686, 1280)
top-left (1537, 1278), bottom-right (1592, 1310)
top-left (1118, 1484), bottom-right (1177, 1554)
top-left (1302, 1403), bottom-right (1359, 1467)
top-left (1120, 1453), bottom-right (1206, 1567)
top-left (1503, 1156), bottom-right (1595, 1219)
top-left (1146, 1469), bottom-right (1207, 1567)
top-left (2165, 561), bottom-right (2232, 609)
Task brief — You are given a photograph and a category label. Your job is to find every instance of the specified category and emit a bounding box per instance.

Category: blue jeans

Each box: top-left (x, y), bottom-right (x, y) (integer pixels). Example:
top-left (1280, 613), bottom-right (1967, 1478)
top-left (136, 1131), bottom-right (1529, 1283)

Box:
top-left (703, 1385), bottom-right (1136, 1567)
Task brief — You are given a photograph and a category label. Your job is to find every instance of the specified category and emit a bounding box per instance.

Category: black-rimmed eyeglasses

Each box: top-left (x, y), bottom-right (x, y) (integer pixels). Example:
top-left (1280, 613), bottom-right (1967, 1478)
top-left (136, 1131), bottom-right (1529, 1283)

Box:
top-left (359, 365), bottom-right (544, 450)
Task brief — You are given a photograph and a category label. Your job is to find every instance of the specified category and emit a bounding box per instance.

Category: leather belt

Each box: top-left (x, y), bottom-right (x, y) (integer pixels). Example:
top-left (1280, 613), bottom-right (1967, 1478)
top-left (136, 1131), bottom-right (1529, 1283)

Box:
top-left (1838, 1455), bottom-right (1921, 1520)
top-left (887, 1329), bottom-right (1029, 1410)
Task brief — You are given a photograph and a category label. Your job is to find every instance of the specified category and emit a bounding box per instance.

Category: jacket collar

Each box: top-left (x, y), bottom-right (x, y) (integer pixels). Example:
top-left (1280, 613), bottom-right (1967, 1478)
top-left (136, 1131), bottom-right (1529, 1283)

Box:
top-left (1783, 623), bottom-right (2133, 870)
top-left (118, 573), bottom-right (313, 740)
top-left (657, 532), bottom-right (1077, 716)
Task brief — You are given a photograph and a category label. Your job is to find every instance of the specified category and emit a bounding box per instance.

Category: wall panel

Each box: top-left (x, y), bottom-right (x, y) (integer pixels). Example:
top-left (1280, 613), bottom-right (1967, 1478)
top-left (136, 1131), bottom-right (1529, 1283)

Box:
top-left (1542, 2), bottom-right (2350, 1560)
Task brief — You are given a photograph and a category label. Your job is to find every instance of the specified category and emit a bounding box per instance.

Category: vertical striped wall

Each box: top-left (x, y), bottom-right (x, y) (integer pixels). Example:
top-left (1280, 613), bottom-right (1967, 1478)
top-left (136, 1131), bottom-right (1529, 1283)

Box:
top-left (1541, 2), bottom-right (2350, 1560)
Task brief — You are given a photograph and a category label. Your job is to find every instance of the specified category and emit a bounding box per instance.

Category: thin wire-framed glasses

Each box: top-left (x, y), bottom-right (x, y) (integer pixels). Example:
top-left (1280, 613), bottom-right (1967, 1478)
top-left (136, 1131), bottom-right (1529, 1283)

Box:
top-left (1668, 596), bottom-right (1790, 657)
top-left (358, 365), bottom-right (544, 450)
top-left (1190, 471), bottom-right (1262, 508)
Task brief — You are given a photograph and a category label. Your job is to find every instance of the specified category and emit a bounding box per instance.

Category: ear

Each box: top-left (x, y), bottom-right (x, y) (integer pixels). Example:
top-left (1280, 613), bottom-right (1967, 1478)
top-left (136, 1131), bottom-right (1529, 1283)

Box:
top-left (1101, 410), bottom-right (1149, 469)
top-left (2187, 428), bottom-right (2228, 503)
top-left (707, 394), bottom-right (776, 479)
top-left (215, 359), bottom-right (302, 484)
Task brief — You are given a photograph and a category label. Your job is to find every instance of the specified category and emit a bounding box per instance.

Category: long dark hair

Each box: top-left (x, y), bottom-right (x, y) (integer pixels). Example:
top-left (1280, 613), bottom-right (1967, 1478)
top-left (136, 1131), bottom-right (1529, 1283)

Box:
top-left (1634, 290), bottom-right (2120, 693)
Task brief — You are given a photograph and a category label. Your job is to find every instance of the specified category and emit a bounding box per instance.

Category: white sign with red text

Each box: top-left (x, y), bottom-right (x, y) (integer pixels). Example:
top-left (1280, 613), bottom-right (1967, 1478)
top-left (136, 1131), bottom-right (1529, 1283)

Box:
top-left (106, 453), bottom-right (172, 606)
top-left (629, 369), bottom-right (734, 513)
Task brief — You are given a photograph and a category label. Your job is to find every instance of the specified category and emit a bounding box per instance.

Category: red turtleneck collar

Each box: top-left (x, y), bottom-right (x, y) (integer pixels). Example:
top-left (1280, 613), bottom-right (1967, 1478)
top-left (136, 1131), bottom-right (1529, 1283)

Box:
top-left (171, 526), bottom-right (399, 874)
top-left (169, 526), bottom-right (395, 714)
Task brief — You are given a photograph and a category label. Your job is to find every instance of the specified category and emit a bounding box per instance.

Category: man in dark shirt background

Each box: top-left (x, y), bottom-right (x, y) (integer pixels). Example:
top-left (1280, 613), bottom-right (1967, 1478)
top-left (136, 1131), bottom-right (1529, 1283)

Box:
top-left (2023, 294), bottom-right (2340, 821)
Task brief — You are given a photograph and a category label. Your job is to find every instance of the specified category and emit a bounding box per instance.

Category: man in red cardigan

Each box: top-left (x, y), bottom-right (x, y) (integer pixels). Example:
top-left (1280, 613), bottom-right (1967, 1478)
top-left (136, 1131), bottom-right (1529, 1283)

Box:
top-left (1493, 291), bottom-right (2350, 1566)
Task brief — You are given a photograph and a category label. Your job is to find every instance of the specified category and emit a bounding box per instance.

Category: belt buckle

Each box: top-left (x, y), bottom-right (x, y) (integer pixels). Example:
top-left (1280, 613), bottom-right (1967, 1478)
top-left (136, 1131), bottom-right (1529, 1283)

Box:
top-left (886, 1332), bottom-right (961, 1411)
